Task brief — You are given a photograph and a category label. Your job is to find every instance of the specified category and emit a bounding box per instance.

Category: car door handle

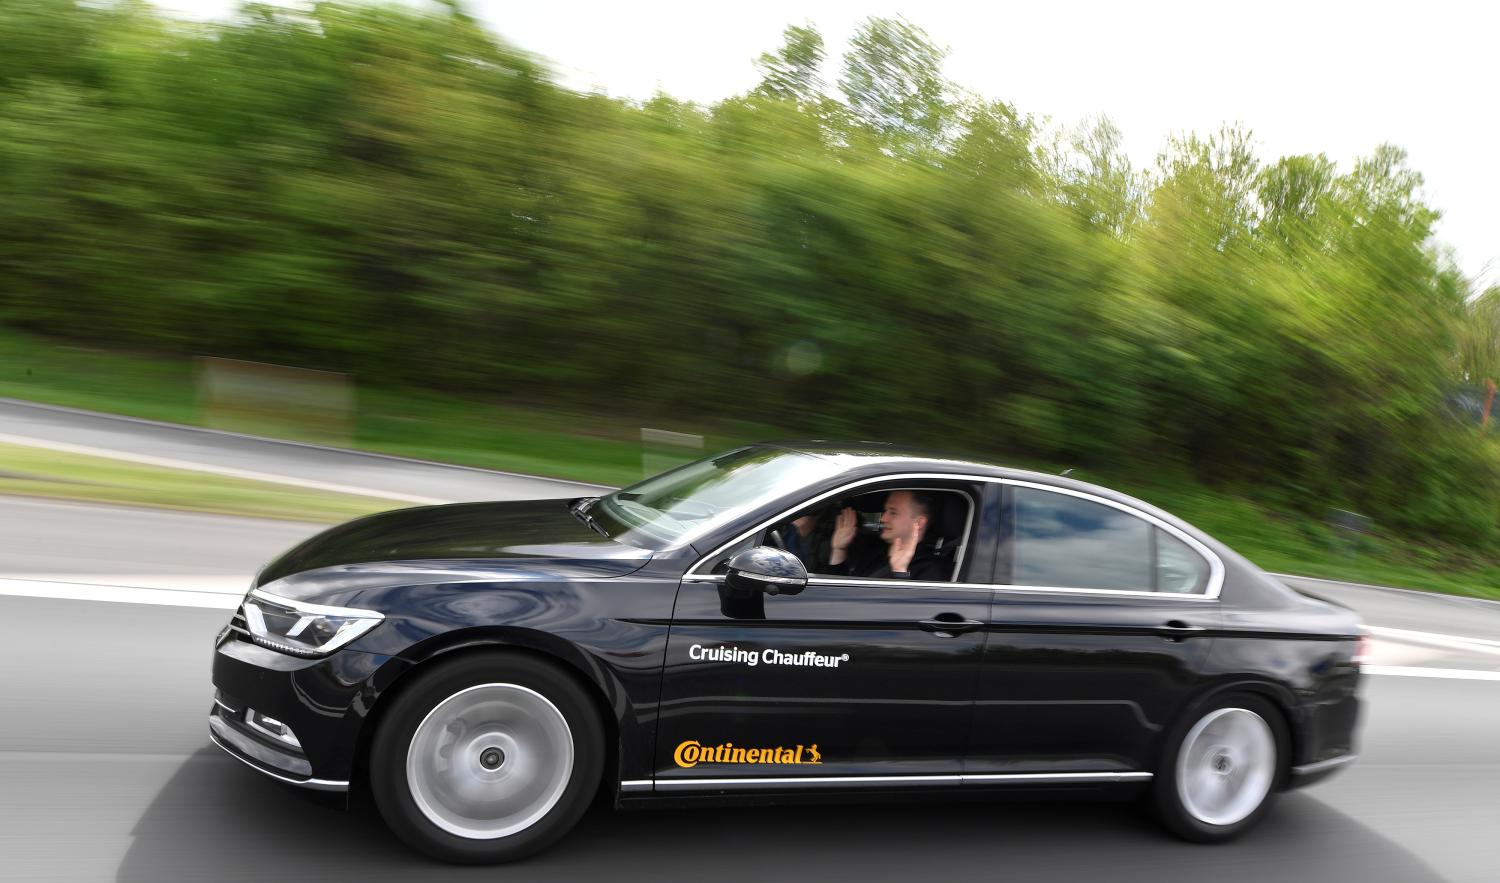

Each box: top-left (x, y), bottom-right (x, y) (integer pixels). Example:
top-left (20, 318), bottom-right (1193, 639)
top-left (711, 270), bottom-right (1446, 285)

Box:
top-left (1155, 620), bottom-right (1206, 641)
top-left (918, 613), bottom-right (985, 636)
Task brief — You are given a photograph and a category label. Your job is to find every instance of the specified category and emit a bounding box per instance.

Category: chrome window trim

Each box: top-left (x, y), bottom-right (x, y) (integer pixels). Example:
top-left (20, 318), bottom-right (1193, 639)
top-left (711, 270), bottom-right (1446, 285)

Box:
top-left (1002, 482), bottom-right (1224, 599)
top-left (681, 574), bottom-right (1217, 601)
top-left (685, 473), bottom-right (1224, 599)
top-left (681, 572), bottom-right (996, 593)
top-left (992, 584), bottom-right (1221, 602)
top-left (811, 575), bottom-right (990, 593)
top-left (646, 771), bottom-right (1152, 791)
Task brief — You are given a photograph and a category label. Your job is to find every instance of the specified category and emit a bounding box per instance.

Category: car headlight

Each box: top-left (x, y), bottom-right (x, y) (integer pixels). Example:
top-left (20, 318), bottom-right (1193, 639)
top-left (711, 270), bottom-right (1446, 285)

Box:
top-left (242, 589), bottom-right (384, 658)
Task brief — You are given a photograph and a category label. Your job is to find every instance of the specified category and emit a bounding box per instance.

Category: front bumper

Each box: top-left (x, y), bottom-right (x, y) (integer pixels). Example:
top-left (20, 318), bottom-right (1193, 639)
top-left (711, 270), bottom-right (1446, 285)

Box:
top-left (210, 622), bottom-right (406, 790)
top-left (209, 695), bottom-right (349, 791)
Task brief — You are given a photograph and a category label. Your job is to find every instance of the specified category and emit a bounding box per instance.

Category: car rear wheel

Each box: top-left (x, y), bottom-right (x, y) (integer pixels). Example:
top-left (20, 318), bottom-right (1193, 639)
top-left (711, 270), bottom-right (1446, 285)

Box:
top-left (1153, 692), bottom-right (1285, 842)
top-left (369, 652), bottom-right (603, 863)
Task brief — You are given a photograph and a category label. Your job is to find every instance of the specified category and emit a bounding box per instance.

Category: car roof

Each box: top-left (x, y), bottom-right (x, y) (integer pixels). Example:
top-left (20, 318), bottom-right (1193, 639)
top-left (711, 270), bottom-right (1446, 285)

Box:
top-left (757, 439), bottom-right (1212, 524)
top-left (760, 439), bottom-right (1087, 488)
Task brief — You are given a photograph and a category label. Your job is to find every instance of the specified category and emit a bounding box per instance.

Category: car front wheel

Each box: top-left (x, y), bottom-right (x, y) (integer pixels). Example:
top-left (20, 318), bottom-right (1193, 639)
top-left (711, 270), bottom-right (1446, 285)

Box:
top-left (1153, 693), bottom-right (1285, 842)
top-left (369, 652), bottom-right (604, 863)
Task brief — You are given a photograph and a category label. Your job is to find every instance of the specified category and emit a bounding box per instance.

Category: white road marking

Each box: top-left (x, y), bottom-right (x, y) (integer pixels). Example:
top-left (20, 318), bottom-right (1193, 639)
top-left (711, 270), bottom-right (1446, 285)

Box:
top-left (0, 431), bottom-right (449, 505)
top-left (0, 577), bottom-right (239, 609)
top-left (0, 751), bottom-right (197, 763)
top-left (2, 573), bottom-right (251, 593)
top-left (1362, 665), bottom-right (1500, 681)
top-left (1366, 625), bottom-right (1500, 656)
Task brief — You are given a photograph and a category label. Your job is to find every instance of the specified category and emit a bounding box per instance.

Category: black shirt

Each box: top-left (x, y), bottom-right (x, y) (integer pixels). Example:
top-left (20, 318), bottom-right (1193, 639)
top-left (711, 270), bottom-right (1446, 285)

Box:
top-left (824, 533), bottom-right (952, 581)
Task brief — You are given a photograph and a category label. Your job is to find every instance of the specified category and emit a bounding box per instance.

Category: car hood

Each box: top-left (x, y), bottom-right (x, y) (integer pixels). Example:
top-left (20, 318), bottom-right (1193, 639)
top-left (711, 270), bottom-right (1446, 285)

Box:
top-left (256, 498), bottom-right (650, 588)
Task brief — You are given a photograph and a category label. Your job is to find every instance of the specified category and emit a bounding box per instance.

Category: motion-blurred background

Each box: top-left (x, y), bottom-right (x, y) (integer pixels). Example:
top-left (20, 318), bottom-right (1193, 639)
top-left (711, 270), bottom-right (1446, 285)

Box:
top-left (1, 0), bottom-right (1497, 598)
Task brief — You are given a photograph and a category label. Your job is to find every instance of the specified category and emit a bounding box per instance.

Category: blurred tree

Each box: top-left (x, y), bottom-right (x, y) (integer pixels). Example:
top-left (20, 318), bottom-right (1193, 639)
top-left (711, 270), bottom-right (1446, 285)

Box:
top-left (1041, 115), bottom-right (1141, 235)
top-left (0, 2), bottom-right (1494, 549)
top-left (951, 99), bottom-right (1041, 192)
top-left (838, 16), bottom-right (954, 156)
top-left (1256, 153), bottom-right (1336, 254)
top-left (752, 23), bottom-right (825, 108)
top-left (0, 0), bottom-right (105, 90)
top-left (1459, 287), bottom-right (1500, 387)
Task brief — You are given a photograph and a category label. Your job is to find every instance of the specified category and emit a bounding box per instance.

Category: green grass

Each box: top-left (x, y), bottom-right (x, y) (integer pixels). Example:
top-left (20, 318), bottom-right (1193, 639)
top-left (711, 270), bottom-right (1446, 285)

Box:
top-left (0, 328), bottom-right (724, 488)
top-left (3, 325), bottom-right (1498, 600)
top-left (0, 442), bottom-right (398, 522)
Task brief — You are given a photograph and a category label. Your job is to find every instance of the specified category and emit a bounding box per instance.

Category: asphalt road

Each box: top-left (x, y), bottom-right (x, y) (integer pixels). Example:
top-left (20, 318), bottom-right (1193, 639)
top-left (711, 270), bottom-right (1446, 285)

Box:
top-left (0, 593), bottom-right (1493, 882)
top-left (0, 496), bottom-right (323, 581)
top-left (1281, 575), bottom-right (1500, 644)
top-left (3, 400), bottom-right (1499, 879)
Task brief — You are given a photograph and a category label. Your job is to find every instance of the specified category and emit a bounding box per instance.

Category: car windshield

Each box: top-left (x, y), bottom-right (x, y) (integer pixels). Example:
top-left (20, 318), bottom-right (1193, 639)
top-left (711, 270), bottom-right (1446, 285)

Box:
top-left (592, 446), bottom-right (835, 549)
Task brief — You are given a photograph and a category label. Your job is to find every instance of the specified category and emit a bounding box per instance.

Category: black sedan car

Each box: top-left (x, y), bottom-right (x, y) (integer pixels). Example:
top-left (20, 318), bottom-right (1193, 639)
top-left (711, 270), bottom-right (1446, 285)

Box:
top-left (209, 442), bottom-right (1362, 863)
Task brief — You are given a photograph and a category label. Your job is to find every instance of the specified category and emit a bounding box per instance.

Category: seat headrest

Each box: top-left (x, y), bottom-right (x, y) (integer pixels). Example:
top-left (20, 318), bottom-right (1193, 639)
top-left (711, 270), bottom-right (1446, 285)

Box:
top-left (919, 492), bottom-right (966, 545)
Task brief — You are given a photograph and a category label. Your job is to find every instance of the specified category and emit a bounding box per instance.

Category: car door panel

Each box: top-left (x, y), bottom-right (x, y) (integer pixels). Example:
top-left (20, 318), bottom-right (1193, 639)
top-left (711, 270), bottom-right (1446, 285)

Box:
top-left (655, 576), bottom-right (989, 782)
top-left (968, 484), bottom-right (1221, 774)
top-left (967, 593), bottom-right (1219, 773)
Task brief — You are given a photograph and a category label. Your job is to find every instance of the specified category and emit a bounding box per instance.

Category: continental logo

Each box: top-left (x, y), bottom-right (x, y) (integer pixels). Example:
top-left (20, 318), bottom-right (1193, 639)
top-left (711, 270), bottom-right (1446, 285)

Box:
top-left (674, 740), bottom-right (822, 768)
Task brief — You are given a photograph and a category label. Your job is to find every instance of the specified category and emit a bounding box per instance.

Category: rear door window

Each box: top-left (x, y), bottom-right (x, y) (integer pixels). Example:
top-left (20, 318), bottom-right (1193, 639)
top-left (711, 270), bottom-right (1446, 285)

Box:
top-left (1012, 488), bottom-right (1153, 590)
top-left (1154, 528), bottom-right (1210, 594)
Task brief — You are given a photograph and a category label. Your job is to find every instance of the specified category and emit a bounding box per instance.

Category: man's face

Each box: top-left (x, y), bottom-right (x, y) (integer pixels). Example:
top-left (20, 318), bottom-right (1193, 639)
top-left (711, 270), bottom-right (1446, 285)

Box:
top-left (879, 491), bottom-right (926, 544)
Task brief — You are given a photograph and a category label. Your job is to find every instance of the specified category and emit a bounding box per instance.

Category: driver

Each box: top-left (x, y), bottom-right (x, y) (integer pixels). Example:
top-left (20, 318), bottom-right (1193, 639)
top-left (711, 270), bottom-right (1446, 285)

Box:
top-left (826, 490), bottom-right (949, 581)
top-left (777, 513), bottom-right (824, 570)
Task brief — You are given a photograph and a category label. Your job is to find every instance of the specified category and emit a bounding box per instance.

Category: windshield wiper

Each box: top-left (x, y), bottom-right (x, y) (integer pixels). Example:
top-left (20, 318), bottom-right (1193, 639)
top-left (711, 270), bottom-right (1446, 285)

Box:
top-left (569, 497), bottom-right (610, 538)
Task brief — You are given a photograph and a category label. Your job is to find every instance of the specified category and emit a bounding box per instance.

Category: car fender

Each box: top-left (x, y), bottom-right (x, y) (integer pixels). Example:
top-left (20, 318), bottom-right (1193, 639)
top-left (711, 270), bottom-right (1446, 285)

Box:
top-left (352, 625), bottom-right (648, 794)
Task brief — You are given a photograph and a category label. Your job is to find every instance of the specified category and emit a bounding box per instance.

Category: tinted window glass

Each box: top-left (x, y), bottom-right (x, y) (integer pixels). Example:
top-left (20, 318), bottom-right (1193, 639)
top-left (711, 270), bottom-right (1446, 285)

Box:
top-left (1155, 528), bottom-right (1209, 593)
top-left (594, 446), bottom-right (836, 549)
top-left (708, 487), bottom-right (972, 580)
top-left (1012, 489), bottom-right (1152, 590)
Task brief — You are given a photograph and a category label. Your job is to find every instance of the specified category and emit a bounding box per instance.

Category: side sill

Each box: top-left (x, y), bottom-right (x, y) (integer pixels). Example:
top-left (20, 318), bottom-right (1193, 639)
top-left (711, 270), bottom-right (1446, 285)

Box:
top-left (632, 771), bottom-right (1151, 792)
top-left (1289, 753), bottom-right (1357, 785)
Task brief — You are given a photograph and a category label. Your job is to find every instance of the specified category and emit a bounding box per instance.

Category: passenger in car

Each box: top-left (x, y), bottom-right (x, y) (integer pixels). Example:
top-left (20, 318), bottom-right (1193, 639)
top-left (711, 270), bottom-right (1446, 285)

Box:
top-left (825, 490), bottom-right (951, 581)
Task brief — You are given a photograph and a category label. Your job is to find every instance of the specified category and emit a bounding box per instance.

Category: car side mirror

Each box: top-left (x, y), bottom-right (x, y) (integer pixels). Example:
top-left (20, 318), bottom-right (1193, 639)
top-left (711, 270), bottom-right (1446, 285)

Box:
top-left (725, 547), bottom-right (808, 596)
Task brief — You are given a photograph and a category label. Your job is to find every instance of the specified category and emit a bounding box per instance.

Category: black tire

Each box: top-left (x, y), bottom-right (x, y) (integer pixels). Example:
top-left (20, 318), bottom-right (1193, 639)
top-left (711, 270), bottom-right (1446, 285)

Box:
top-left (1152, 692), bottom-right (1287, 843)
top-left (369, 652), bottom-right (604, 864)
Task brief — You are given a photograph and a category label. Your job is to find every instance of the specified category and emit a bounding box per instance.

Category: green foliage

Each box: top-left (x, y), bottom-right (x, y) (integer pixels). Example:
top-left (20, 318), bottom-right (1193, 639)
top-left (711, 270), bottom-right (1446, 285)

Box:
top-left (0, 1), bottom-right (1496, 556)
top-left (1459, 287), bottom-right (1500, 385)
top-left (753, 24), bottom-right (825, 108)
top-left (838, 16), bottom-right (955, 156)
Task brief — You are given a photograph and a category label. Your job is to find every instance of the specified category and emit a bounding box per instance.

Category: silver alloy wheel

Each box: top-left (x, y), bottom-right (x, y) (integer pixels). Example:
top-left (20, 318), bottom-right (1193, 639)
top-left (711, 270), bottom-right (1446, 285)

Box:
top-left (1175, 707), bottom-right (1275, 826)
top-left (406, 683), bottom-right (575, 840)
